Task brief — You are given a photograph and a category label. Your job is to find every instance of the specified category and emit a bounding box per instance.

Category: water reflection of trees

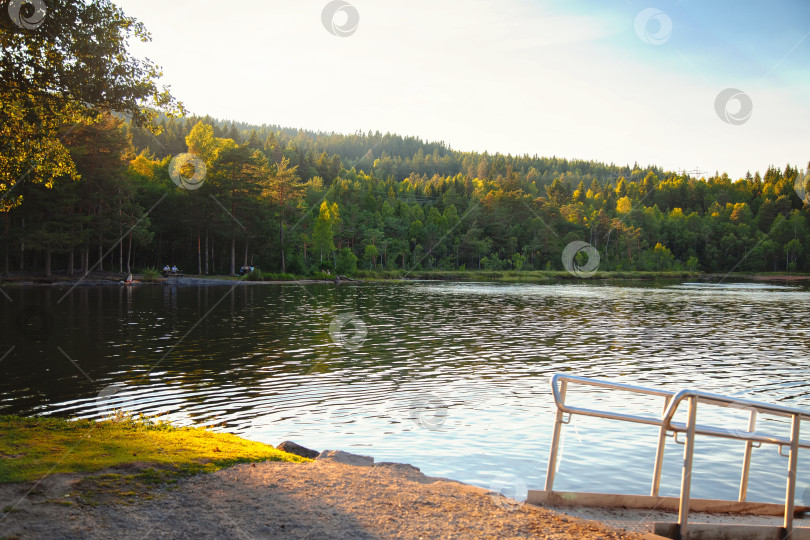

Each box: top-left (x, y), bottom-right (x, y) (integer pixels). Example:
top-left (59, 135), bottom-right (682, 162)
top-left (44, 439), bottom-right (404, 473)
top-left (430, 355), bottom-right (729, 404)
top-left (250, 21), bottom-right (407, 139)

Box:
top-left (1, 284), bottom-right (361, 416)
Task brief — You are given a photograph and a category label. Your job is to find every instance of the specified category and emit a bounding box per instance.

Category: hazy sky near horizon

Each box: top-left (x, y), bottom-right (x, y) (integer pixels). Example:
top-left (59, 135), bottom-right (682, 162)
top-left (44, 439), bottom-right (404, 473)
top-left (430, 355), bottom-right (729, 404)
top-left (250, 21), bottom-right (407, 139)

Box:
top-left (115, 0), bottom-right (809, 179)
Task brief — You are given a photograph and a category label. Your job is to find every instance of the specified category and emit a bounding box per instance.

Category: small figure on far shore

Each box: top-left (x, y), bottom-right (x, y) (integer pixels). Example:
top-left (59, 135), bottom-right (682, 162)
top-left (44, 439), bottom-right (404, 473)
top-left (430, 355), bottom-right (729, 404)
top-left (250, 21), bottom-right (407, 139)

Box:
top-left (163, 264), bottom-right (170, 272)
top-left (171, 265), bottom-right (178, 273)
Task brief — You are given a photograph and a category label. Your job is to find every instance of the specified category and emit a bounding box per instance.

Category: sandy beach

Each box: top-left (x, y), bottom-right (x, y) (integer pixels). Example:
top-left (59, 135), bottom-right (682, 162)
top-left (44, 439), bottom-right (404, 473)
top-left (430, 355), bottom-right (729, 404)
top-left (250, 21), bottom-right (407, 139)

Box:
top-left (0, 455), bottom-right (655, 539)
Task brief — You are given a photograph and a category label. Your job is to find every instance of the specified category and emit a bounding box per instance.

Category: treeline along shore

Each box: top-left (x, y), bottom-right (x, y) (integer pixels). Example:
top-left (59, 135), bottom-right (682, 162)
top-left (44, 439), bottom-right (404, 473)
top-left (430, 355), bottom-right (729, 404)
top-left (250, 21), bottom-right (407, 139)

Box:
top-left (4, 113), bottom-right (809, 279)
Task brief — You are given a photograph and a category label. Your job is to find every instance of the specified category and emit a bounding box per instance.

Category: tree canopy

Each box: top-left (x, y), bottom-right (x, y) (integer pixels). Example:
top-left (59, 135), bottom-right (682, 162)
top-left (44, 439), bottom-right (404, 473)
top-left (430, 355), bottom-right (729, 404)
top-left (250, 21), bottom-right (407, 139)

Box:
top-left (4, 113), bottom-right (809, 277)
top-left (1, 3), bottom-right (808, 278)
top-left (0, 0), bottom-right (183, 210)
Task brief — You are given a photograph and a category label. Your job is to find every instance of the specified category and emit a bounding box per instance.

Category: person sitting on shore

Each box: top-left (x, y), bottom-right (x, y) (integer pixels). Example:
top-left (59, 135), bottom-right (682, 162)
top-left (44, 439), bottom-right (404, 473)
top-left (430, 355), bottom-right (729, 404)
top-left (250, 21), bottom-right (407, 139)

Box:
top-left (163, 264), bottom-right (170, 272)
top-left (171, 265), bottom-right (178, 273)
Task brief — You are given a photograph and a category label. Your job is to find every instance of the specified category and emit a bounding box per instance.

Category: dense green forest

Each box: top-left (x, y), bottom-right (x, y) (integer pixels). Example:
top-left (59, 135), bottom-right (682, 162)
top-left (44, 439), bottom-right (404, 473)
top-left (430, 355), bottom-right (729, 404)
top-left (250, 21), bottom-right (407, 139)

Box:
top-left (2, 0), bottom-right (808, 279)
top-left (3, 112), bottom-right (808, 277)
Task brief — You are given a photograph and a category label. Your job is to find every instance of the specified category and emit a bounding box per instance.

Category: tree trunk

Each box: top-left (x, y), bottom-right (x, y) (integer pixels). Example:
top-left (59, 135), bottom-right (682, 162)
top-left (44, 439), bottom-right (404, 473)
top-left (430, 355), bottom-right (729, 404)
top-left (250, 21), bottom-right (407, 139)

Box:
top-left (197, 227), bottom-right (202, 275)
top-left (98, 236), bottom-right (103, 272)
top-left (3, 213), bottom-right (9, 275)
top-left (230, 192), bottom-right (237, 276)
top-left (243, 238), bottom-right (249, 267)
top-left (611, 235), bottom-right (617, 264)
top-left (45, 249), bottom-right (51, 277)
top-left (68, 250), bottom-right (74, 276)
top-left (280, 222), bottom-right (286, 273)
top-left (118, 187), bottom-right (123, 273)
top-left (126, 232), bottom-right (133, 274)
top-left (204, 230), bottom-right (209, 275)
top-left (230, 235), bottom-right (236, 275)
top-left (20, 218), bottom-right (24, 271)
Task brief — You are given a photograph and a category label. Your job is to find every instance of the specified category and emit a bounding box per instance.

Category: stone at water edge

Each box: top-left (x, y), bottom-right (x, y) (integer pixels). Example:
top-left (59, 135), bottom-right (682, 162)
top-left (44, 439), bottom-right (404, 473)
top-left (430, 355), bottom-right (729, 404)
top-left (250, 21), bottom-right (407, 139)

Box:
top-left (316, 450), bottom-right (374, 466)
top-left (276, 441), bottom-right (319, 459)
top-left (374, 462), bottom-right (420, 472)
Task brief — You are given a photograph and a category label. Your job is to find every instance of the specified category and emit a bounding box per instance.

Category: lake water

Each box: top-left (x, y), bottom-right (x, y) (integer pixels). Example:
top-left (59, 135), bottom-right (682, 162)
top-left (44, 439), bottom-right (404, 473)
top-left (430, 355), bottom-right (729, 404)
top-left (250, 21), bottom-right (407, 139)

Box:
top-left (2, 279), bottom-right (809, 505)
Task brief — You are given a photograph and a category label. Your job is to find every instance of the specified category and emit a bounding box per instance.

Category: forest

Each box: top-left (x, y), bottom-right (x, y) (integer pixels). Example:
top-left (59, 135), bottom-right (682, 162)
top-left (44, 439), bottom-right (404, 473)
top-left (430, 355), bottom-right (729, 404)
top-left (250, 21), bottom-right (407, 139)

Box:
top-left (3, 0), bottom-right (809, 280)
top-left (3, 112), bottom-right (809, 278)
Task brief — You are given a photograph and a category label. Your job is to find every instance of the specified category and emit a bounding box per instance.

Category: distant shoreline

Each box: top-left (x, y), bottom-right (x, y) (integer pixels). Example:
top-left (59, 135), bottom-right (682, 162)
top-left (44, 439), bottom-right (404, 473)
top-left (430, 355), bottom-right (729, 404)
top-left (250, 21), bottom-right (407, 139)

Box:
top-left (0, 273), bottom-right (336, 286)
top-left (739, 274), bottom-right (810, 282)
top-left (1, 270), bottom-right (808, 286)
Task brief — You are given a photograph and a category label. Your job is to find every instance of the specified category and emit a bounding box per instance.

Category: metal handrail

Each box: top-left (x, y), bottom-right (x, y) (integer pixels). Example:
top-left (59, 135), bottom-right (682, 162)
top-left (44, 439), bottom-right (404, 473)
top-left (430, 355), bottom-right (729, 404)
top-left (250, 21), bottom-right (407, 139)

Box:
top-left (549, 373), bottom-right (674, 427)
top-left (545, 373), bottom-right (810, 539)
top-left (662, 388), bottom-right (810, 446)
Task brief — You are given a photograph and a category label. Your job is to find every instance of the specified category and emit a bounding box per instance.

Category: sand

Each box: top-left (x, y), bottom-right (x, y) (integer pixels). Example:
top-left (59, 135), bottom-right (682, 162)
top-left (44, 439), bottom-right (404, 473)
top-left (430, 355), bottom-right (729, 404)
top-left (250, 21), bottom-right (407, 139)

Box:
top-left (0, 458), bottom-right (653, 539)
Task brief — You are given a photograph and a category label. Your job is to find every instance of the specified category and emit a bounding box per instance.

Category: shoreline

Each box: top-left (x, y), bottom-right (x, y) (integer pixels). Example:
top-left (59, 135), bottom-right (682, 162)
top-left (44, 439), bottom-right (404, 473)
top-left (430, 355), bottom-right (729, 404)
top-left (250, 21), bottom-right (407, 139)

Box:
top-left (0, 273), bottom-right (339, 286)
top-left (2, 270), bottom-right (809, 287)
top-left (0, 415), bottom-right (649, 539)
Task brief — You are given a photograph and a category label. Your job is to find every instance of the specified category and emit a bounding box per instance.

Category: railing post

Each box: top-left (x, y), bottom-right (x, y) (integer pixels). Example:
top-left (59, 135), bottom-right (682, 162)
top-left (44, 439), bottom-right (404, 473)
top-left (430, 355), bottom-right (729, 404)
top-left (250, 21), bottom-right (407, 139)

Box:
top-left (738, 409), bottom-right (757, 502)
top-left (651, 395), bottom-right (671, 497)
top-left (545, 379), bottom-right (567, 492)
top-left (783, 413), bottom-right (801, 537)
top-left (678, 396), bottom-right (698, 540)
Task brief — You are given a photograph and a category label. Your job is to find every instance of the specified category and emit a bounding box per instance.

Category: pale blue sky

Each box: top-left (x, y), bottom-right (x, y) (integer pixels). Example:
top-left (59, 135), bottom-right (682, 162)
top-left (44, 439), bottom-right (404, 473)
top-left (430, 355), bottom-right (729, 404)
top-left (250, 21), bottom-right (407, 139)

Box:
top-left (116, 0), bottom-right (809, 178)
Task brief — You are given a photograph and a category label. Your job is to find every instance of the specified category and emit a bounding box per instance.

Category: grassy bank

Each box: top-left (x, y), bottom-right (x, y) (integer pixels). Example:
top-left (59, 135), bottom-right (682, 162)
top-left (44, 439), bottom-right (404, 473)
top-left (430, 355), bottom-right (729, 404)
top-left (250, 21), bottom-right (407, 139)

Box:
top-left (354, 269), bottom-right (703, 282)
top-left (7, 269), bottom-right (805, 286)
top-left (0, 414), bottom-right (307, 486)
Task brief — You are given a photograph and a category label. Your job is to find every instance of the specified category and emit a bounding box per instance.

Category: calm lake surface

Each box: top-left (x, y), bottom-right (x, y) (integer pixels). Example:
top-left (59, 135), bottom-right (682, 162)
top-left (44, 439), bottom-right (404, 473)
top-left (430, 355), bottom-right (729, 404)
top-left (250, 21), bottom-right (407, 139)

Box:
top-left (2, 279), bottom-right (810, 504)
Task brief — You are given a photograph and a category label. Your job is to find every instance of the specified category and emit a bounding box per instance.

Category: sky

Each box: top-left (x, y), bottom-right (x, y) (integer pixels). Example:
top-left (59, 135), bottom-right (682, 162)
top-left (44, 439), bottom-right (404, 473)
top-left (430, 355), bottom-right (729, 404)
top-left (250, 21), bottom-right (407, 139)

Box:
top-left (114, 0), bottom-right (810, 179)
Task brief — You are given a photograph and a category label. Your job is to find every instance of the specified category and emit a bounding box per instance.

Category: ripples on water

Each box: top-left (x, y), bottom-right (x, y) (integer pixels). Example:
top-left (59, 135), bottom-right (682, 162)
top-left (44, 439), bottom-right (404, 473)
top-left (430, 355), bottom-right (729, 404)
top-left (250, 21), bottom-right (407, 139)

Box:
top-left (1, 280), bottom-right (809, 503)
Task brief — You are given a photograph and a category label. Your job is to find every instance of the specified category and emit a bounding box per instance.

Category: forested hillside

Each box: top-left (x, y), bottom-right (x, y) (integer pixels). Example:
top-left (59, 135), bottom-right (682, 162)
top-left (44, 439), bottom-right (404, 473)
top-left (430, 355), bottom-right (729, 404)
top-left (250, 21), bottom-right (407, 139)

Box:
top-left (4, 113), bottom-right (808, 277)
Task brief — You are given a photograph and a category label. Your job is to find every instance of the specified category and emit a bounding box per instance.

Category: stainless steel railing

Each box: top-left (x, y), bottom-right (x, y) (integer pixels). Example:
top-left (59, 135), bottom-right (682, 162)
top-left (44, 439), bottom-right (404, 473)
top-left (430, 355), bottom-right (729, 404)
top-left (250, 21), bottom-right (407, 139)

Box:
top-left (545, 373), bottom-right (810, 538)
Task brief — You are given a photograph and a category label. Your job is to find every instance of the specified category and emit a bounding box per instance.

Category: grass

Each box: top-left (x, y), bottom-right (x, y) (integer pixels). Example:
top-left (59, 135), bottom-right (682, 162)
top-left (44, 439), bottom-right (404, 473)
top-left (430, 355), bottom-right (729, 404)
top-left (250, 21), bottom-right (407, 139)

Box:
top-left (710, 271), bottom-right (810, 279)
top-left (0, 414), bottom-right (309, 485)
top-left (260, 272), bottom-right (300, 281)
top-left (171, 273), bottom-right (328, 282)
top-left (139, 267), bottom-right (161, 282)
top-left (354, 269), bottom-right (702, 282)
